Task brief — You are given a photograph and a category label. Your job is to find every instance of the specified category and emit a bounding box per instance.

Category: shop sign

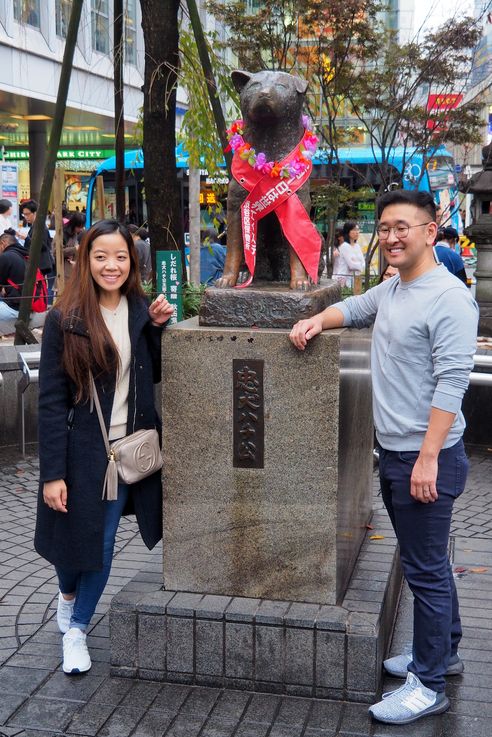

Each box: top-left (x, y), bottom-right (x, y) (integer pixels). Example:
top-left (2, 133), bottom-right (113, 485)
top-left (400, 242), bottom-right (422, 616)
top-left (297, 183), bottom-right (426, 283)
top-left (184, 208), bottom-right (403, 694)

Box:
top-left (3, 149), bottom-right (114, 161)
top-left (199, 191), bottom-right (217, 205)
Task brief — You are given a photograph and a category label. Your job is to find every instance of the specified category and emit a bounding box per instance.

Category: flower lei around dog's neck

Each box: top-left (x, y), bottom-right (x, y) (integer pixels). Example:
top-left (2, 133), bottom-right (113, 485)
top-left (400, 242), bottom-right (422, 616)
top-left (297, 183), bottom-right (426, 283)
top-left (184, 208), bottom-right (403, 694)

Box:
top-left (225, 114), bottom-right (318, 179)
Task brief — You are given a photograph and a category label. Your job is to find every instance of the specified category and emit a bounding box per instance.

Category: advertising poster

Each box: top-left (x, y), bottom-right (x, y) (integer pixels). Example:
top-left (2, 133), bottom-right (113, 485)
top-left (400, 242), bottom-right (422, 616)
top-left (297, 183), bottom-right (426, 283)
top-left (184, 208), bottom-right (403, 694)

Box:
top-left (0, 163), bottom-right (18, 227)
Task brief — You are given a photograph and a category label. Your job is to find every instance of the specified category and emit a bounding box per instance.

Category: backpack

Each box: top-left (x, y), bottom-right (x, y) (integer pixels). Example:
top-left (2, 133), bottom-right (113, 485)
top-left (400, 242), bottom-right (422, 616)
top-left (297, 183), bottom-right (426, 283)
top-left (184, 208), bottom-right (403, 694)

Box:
top-left (7, 256), bottom-right (48, 313)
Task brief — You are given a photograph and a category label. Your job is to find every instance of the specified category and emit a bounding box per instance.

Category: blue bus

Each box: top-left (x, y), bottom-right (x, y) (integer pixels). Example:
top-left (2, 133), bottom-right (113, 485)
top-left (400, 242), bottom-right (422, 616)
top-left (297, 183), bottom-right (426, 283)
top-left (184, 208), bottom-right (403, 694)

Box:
top-left (311, 145), bottom-right (460, 231)
top-left (85, 143), bottom-right (459, 232)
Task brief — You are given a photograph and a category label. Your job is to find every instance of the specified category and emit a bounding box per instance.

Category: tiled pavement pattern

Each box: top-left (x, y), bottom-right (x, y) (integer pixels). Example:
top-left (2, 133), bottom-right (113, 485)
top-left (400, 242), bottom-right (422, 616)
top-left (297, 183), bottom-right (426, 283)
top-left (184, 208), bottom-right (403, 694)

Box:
top-left (0, 444), bottom-right (491, 737)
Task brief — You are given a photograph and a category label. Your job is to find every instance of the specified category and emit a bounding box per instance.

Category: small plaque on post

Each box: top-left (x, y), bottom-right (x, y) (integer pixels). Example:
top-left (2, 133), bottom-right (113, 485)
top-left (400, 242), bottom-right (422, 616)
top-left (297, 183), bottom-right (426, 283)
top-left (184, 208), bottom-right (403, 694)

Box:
top-left (233, 359), bottom-right (264, 468)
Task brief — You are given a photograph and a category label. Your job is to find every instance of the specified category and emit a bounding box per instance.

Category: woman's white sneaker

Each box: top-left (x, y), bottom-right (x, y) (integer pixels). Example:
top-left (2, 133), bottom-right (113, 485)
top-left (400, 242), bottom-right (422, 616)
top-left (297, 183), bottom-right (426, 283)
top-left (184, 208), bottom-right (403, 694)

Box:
top-left (62, 628), bottom-right (91, 674)
top-left (57, 592), bottom-right (75, 634)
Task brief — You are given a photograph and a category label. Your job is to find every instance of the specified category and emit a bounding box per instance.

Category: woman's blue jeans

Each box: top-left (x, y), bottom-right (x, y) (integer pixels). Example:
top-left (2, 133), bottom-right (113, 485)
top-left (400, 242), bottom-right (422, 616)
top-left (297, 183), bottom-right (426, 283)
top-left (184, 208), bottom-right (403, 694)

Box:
top-left (379, 440), bottom-right (468, 693)
top-left (56, 484), bottom-right (129, 631)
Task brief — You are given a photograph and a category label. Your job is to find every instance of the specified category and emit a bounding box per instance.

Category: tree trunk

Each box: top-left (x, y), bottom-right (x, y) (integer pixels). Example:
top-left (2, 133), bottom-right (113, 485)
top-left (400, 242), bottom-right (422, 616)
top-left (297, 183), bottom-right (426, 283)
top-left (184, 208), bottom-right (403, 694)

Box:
top-left (15, 0), bottom-right (84, 344)
top-left (140, 0), bottom-right (185, 285)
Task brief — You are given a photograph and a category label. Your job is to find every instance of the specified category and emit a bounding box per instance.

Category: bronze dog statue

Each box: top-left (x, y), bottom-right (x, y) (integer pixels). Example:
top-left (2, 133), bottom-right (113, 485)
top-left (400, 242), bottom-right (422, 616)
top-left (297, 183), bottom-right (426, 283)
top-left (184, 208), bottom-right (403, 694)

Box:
top-left (216, 70), bottom-right (321, 291)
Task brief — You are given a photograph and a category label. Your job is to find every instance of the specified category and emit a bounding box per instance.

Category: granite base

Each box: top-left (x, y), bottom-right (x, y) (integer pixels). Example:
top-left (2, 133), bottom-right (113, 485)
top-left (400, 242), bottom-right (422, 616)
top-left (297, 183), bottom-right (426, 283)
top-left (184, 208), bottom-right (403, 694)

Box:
top-left (161, 320), bottom-right (373, 605)
top-left (109, 509), bottom-right (402, 703)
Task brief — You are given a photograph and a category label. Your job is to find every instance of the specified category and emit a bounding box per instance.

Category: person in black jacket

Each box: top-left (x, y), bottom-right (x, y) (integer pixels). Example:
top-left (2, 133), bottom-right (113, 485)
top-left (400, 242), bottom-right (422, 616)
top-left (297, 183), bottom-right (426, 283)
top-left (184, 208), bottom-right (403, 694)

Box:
top-left (22, 199), bottom-right (55, 304)
top-left (0, 230), bottom-right (28, 333)
top-left (34, 219), bottom-right (173, 675)
top-left (22, 199), bottom-right (53, 274)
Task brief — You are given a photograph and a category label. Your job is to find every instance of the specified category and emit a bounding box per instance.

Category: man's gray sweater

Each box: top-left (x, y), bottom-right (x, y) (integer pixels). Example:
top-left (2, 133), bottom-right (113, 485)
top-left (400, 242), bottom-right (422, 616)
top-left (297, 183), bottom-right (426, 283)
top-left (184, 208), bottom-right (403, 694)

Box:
top-left (333, 265), bottom-right (479, 451)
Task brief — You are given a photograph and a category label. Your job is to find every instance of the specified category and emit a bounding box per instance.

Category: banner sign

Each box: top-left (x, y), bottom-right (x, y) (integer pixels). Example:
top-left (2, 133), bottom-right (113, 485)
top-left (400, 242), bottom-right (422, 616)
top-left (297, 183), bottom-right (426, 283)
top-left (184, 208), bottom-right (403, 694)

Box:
top-left (156, 250), bottom-right (183, 325)
top-left (426, 94), bottom-right (463, 131)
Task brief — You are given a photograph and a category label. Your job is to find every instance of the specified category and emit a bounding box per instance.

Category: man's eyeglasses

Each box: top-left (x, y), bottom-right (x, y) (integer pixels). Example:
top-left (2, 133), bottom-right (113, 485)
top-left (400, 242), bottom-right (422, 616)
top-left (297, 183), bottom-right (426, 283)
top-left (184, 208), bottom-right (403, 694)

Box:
top-left (376, 222), bottom-right (433, 240)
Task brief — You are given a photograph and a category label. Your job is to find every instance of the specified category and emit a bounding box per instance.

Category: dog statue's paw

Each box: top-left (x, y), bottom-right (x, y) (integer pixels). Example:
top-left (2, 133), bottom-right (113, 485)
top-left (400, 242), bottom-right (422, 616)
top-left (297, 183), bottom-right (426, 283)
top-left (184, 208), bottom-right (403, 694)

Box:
top-left (215, 274), bottom-right (238, 288)
top-left (290, 277), bottom-right (313, 291)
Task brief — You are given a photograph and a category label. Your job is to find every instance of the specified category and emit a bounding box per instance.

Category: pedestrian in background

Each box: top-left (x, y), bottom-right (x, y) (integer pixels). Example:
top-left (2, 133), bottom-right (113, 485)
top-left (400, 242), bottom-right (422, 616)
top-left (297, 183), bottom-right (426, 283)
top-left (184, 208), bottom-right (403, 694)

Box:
top-left (0, 199), bottom-right (14, 233)
top-left (62, 211), bottom-right (85, 281)
top-left (0, 230), bottom-right (28, 334)
top-left (34, 219), bottom-right (172, 675)
top-left (22, 199), bottom-right (55, 303)
top-left (332, 221), bottom-right (365, 288)
top-left (200, 227), bottom-right (227, 285)
top-left (127, 224), bottom-right (152, 283)
top-left (290, 190), bottom-right (478, 726)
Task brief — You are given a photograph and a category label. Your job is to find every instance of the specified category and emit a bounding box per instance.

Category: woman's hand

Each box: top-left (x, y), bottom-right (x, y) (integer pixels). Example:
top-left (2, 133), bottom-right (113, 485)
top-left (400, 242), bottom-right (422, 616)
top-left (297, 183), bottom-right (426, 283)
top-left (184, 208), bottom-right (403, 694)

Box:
top-left (148, 294), bottom-right (174, 326)
top-left (43, 480), bottom-right (68, 513)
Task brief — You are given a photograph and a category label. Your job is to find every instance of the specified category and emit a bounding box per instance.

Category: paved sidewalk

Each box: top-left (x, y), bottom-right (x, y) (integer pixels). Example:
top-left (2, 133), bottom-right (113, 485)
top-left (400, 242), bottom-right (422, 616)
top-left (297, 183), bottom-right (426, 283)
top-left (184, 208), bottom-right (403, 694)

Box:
top-left (0, 444), bottom-right (491, 737)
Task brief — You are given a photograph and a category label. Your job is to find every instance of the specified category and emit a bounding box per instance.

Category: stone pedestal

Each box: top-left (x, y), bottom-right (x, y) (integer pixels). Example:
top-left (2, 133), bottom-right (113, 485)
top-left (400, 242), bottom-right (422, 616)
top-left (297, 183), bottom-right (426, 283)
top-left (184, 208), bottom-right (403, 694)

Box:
top-left (199, 280), bottom-right (341, 329)
top-left (162, 318), bottom-right (373, 606)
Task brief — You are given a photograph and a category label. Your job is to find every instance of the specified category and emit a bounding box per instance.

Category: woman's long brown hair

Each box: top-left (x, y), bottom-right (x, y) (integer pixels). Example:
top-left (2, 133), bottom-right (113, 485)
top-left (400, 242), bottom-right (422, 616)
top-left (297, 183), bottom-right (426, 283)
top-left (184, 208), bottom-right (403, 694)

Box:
top-left (55, 219), bottom-right (145, 403)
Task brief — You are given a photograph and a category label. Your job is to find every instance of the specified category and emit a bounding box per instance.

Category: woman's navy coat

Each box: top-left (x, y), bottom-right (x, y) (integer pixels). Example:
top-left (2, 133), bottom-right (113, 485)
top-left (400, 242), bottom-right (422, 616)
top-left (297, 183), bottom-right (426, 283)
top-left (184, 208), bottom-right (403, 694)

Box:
top-left (34, 294), bottom-right (163, 571)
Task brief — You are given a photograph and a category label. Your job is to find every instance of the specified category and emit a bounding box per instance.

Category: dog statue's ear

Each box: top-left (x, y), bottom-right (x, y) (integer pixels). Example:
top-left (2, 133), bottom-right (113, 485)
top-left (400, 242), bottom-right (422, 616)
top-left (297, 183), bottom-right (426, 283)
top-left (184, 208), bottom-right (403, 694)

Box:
top-left (231, 70), bottom-right (252, 93)
top-left (293, 76), bottom-right (308, 95)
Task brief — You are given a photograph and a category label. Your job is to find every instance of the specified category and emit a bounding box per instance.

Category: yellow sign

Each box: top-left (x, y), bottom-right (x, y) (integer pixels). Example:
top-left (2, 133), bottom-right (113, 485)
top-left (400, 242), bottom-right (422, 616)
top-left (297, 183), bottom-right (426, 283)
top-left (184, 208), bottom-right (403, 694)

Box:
top-left (199, 191), bottom-right (217, 205)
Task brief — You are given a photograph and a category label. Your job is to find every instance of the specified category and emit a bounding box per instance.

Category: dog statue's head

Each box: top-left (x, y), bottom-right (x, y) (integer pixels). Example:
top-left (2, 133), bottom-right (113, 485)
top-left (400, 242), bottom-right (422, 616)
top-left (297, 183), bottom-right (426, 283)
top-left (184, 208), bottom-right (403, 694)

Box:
top-left (232, 70), bottom-right (308, 127)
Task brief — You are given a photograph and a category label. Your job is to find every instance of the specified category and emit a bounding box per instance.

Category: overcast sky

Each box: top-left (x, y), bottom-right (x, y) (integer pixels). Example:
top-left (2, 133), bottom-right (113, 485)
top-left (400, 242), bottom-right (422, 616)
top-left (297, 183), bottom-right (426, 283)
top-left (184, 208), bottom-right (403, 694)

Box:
top-left (413, 0), bottom-right (475, 33)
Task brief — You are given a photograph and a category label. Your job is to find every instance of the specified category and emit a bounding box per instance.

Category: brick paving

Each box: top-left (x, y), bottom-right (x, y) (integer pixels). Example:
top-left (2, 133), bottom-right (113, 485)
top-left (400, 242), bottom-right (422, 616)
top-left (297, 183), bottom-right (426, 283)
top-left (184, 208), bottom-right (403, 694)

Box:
top-left (0, 444), bottom-right (491, 737)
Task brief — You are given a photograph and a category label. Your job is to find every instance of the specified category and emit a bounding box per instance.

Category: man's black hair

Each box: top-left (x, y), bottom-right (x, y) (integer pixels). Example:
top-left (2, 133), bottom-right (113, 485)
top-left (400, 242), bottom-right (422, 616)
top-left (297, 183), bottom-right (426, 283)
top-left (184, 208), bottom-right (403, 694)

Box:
top-left (0, 231), bottom-right (16, 248)
top-left (22, 199), bottom-right (38, 213)
top-left (377, 190), bottom-right (436, 221)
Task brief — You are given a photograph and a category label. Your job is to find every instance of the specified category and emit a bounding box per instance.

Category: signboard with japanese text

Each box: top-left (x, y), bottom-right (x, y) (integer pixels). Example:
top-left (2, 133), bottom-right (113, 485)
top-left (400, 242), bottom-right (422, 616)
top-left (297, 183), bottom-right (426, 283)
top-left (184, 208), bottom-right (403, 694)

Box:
top-left (156, 250), bottom-right (183, 325)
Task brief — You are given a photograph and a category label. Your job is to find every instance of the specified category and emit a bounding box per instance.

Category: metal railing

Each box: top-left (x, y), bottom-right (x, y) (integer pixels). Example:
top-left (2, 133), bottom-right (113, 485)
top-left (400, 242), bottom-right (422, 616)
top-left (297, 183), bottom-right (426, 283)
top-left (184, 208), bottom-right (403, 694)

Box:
top-left (469, 353), bottom-right (492, 386)
top-left (17, 350), bottom-right (40, 456)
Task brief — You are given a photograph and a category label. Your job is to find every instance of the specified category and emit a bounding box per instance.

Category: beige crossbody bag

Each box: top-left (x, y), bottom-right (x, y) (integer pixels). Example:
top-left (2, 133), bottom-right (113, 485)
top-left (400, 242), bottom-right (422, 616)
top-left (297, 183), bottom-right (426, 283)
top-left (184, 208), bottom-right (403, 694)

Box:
top-left (91, 375), bottom-right (162, 500)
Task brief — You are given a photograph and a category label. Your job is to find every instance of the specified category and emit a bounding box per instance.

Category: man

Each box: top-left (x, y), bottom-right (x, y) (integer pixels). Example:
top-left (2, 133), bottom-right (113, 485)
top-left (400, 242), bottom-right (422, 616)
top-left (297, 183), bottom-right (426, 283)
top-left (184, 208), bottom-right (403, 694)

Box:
top-left (0, 230), bottom-right (28, 334)
top-left (22, 199), bottom-right (53, 276)
top-left (434, 225), bottom-right (468, 285)
top-left (436, 225), bottom-right (459, 251)
top-left (434, 246), bottom-right (467, 286)
top-left (200, 227), bottom-right (227, 285)
top-left (290, 190), bottom-right (478, 725)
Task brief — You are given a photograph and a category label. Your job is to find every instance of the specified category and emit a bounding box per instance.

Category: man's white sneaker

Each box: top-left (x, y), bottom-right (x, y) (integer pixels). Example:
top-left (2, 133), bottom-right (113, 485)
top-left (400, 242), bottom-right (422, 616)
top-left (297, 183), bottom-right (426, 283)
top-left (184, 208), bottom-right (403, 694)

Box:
top-left (369, 672), bottom-right (449, 724)
top-left (62, 628), bottom-right (91, 674)
top-left (57, 592), bottom-right (75, 634)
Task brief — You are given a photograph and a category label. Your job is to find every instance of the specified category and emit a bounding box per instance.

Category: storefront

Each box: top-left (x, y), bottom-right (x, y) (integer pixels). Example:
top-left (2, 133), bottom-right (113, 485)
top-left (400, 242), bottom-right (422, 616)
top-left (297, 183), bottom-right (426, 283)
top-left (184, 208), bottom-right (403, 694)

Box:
top-left (2, 148), bottom-right (116, 211)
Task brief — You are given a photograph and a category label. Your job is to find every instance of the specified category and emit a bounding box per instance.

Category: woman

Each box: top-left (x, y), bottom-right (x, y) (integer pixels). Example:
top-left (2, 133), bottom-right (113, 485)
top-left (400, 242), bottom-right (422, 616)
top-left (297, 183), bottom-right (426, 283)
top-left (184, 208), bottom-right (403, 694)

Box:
top-left (379, 263), bottom-right (399, 283)
top-left (332, 221), bottom-right (365, 288)
top-left (62, 211), bottom-right (86, 281)
top-left (34, 220), bottom-right (173, 675)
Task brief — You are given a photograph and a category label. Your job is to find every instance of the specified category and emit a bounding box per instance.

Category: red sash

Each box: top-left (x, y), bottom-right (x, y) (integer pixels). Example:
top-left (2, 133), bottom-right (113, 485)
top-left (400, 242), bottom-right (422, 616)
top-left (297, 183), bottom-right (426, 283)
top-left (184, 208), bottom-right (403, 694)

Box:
top-left (232, 133), bottom-right (322, 288)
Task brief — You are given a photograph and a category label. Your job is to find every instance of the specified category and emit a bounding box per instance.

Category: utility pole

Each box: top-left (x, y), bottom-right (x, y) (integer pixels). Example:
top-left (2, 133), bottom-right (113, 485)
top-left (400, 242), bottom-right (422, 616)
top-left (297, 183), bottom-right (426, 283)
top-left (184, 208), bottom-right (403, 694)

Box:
top-left (15, 0), bottom-right (84, 344)
top-left (114, 0), bottom-right (126, 223)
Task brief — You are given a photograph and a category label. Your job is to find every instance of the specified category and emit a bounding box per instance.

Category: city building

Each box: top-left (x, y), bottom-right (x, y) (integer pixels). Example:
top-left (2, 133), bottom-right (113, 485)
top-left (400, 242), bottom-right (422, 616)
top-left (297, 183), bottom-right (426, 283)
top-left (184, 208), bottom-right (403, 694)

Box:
top-left (0, 0), bottom-right (190, 215)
